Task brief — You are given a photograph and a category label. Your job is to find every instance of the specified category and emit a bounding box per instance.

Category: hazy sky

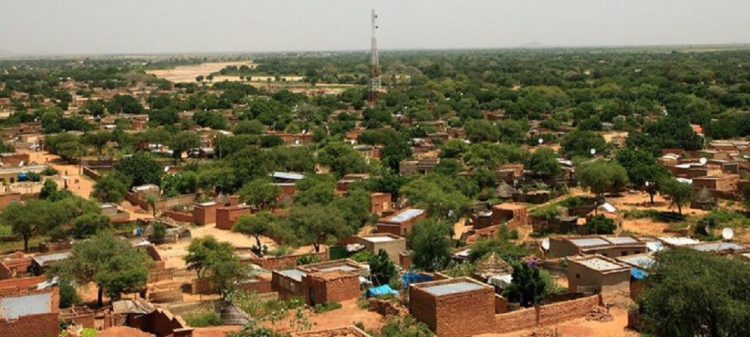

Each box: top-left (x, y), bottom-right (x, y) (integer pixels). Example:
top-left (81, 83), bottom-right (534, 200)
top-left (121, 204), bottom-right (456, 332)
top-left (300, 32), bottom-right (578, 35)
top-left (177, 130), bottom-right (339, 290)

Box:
top-left (1, 0), bottom-right (749, 55)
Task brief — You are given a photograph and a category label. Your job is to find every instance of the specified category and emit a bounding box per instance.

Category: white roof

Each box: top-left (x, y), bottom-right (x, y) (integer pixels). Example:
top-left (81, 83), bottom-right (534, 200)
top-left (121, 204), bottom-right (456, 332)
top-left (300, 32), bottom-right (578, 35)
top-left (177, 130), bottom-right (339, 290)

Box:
top-left (423, 282), bottom-right (485, 296)
top-left (0, 292), bottom-right (52, 319)
top-left (598, 203), bottom-right (617, 213)
top-left (570, 238), bottom-right (609, 247)
top-left (658, 237), bottom-right (699, 247)
top-left (362, 236), bottom-right (397, 243)
top-left (271, 172), bottom-right (305, 180)
top-left (576, 257), bottom-right (627, 272)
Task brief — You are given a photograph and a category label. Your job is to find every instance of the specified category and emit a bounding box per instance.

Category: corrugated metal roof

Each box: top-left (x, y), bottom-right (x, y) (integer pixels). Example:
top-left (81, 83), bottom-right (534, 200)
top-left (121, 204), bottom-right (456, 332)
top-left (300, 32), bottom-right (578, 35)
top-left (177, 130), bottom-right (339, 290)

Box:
top-left (32, 251), bottom-right (71, 266)
top-left (605, 236), bottom-right (638, 245)
top-left (570, 238), bottom-right (609, 247)
top-left (271, 172), bottom-right (305, 180)
top-left (423, 282), bottom-right (484, 296)
top-left (278, 269), bottom-right (306, 282)
top-left (577, 257), bottom-right (626, 272)
top-left (389, 209), bottom-right (425, 223)
top-left (0, 292), bottom-right (51, 319)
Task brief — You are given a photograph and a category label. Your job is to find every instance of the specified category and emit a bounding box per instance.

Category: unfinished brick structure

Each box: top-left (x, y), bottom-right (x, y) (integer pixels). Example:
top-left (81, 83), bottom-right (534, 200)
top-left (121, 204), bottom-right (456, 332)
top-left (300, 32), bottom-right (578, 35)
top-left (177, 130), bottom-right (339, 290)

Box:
top-left (376, 208), bottom-right (428, 236)
top-left (302, 271), bottom-right (360, 306)
top-left (548, 236), bottom-right (647, 258)
top-left (0, 191), bottom-right (21, 210)
top-left (193, 201), bottom-right (218, 225)
top-left (215, 204), bottom-right (252, 230)
top-left (370, 192), bottom-right (393, 216)
top-left (297, 259), bottom-right (370, 277)
top-left (0, 278), bottom-right (60, 337)
top-left (567, 255), bottom-right (631, 294)
top-left (491, 203), bottom-right (528, 228)
top-left (0, 251), bottom-right (32, 279)
top-left (126, 307), bottom-right (193, 337)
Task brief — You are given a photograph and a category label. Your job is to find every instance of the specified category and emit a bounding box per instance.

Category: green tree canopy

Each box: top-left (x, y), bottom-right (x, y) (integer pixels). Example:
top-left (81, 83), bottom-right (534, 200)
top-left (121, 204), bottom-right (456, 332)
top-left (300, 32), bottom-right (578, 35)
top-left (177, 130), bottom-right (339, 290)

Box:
top-left (640, 248), bottom-right (750, 337)
top-left (411, 219), bottom-right (453, 272)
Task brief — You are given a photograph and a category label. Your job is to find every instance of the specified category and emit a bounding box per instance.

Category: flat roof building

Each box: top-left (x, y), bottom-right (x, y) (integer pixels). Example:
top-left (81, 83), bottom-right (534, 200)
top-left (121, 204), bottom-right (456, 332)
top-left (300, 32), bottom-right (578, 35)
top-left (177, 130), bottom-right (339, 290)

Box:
top-left (548, 236), bottom-right (647, 258)
top-left (376, 208), bottom-right (428, 237)
top-left (567, 255), bottom-right (631, 294)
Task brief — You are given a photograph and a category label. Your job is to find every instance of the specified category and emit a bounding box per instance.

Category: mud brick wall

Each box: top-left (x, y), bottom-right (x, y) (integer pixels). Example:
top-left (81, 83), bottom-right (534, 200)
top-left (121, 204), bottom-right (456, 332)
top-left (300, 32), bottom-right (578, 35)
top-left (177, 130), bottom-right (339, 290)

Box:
top-left (148, 288), bottom-right (183, 303)
top-left (0, 312), bottom-right (60, 337)
top-left (216, 205), bottom-right (252, 230)
top-left (433, 288), bottom-right (495, 337)
top-left (164, 210), bottom-right (194, 223)
top-left (537, 295), bottom-right (600, 326)
top-left (238, 279), bottom-right (273, 294)
top-left (148, 268), bottom-right (175, 283)
top-left (251, 249), bottom-right (329, 270)
top-left (493, 308), bottom-right (537, 334)
top-left (409, 285), bottom-right (437, 331)
top-left (193, 204), bottom-right (217, 225)
top-left (306, 274), bottom-right (360, 305)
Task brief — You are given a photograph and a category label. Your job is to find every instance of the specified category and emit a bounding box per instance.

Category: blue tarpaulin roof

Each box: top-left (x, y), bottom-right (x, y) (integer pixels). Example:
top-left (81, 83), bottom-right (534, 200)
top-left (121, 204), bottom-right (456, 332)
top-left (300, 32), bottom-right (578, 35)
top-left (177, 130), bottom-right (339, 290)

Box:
top-left (366, 285), bottom-right (399, 298)
top-left (401, 272), bottom-right (432, 289)
top-left (631, 268), bottom-right (648, 281)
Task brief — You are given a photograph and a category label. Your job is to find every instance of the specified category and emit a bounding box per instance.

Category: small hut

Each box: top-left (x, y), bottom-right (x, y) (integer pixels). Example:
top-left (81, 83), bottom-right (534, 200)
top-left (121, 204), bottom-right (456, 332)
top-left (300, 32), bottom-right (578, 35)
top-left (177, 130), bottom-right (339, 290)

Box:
top-left (496, 182), bottom-right (514, 200)
top-left (473, 252), bottom-right (513, 290)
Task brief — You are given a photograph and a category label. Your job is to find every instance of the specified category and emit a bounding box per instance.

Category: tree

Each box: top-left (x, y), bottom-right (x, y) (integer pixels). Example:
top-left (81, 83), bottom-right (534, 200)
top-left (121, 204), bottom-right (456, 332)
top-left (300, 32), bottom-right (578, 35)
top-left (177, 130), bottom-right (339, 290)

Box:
top-left (92, 174), bottom-right (128, 203)
top-left (82, 131), bottom-right (112, 158)
top-left (504, 260), bottom-right (548, 308)
top-left (411, 219), bottom-right (452, 272)
top-left (659, 178), bottom-right (694, 215)
top-left (145, 193), bottom-right (158, 217)
top-left (526, 147), bottom-right (562, 178)
top-left (239, 178), bottom-right (281, 210)
top-left (39, 179), bottom-right (58, 200)
top-left (169, 131), bottom-right (201, 162)
top-left (0, 200), bottom-right (67, 252)
top-left (73, 213), bottom-right (111, 238)
top-left (561, 130), bottom-right (607, 158)
top-left (582, 215), bottom-right (616, 234)
top-left (317, 142), bottom-right (368, 178)
top-left (400, 177), bottom-right (470, 221)
top-left (368, 249), bottom-right (397, 286)
top-left (576, 160), bottom-right (629, 200)
top-left (233, 212), bottom-right (277, 248)
top-left (52, 231), bottom-right (149, 307)
top-left (616, 148), bottom-right (669, 205)
top-left (116, 152), bottom-right (163, 186)
top-left (287, 205), bottom-right (352, 253)
top-left (639, 248), bottom-right (750, 337)
top-left (185, 236), bottom-right (246, 296)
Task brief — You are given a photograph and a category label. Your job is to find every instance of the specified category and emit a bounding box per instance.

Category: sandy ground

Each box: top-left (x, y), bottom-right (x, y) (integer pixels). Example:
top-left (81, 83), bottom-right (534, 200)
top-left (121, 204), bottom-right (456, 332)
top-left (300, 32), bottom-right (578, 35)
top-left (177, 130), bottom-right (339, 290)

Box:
top-left (147, 62), bottom-right (256, 83)
top-left (262, 299), bottom-right (385, 335)
top-left (479, 307), bottom-right (639, 337)
top-left (20, 150), bottom-right (153, 221)
top-left (156, 223), bottom-right (278, 269)
top-left (193, 326), bottom-right (242, 337)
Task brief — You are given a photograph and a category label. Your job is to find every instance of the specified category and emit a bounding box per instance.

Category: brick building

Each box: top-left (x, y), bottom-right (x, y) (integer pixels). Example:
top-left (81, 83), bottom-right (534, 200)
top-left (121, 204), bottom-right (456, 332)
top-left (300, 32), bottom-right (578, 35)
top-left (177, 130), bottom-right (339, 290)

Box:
top-left (272, 265), bottom-right (362, 306)
top-left (193, 201), bottom-right (218, 225)
top-left (409, 277), bottom-right (496, 337)
top-left (0, 252), bottom-right (32, 279)
top-left (692, 174), bottom-right (740, 193)
top-left (567, 255), bottom-right (631, 294)
top-left (370, 192), bottom-right (393, 216)
top-left (215, 204), bottom-right (252, 230)
top-left (376, 208), bottom-right (428, 237)
top-left (548, 236), bottom-right (647, 259)
top-left (0, 277), bottom-right (60, 337)
top-left (491, 203), bottom-right (528, 229)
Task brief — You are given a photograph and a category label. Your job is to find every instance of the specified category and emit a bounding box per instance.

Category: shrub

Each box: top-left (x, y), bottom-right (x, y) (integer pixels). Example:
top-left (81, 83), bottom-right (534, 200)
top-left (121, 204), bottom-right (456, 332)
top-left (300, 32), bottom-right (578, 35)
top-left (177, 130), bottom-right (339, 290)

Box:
top-left (185, 312), bottom-right (224, 327)
top-left (312, 302), bottom-right (342, 313)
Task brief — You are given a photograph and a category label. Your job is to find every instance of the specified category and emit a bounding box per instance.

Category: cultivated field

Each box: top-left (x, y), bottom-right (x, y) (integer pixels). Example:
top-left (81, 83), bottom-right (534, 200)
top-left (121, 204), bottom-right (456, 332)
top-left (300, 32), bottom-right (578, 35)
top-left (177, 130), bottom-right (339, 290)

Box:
top-left (147, 61), bottom-right (256, 83)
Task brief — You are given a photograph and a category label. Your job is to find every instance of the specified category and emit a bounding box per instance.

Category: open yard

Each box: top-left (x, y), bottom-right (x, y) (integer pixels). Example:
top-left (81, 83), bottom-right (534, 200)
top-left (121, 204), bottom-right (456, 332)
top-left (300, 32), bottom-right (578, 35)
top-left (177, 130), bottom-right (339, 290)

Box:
top-left (147, 61), bottom-right (256, 83)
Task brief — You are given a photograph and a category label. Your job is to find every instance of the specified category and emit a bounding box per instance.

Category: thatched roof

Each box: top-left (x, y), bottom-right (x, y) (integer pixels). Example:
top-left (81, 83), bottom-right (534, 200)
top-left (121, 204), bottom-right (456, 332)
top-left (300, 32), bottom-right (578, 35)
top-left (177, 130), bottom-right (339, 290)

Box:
top-left (473, 252), bottom-right (512, 279)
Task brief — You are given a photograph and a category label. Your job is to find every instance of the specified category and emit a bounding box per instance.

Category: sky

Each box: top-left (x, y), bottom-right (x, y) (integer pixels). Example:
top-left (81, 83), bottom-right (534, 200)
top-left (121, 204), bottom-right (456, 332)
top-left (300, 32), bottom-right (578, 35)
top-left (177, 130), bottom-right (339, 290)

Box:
top-left (1, 0), bottom-right (749, 55)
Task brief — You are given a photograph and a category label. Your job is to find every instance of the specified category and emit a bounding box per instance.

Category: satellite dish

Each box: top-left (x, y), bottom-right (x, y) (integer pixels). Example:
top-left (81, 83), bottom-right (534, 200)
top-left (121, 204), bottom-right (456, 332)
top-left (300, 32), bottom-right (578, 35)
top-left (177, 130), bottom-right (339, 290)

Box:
top-left (538, 138), bottom-right (544, 145)
top-left (722, 228), bottom-right (734, 241)
top-left (699, 157), bottom-right (708, 165)
top-left (541, 238), bottom-right (550, 251)
top-left (590, 148), bottom-right (597, 155)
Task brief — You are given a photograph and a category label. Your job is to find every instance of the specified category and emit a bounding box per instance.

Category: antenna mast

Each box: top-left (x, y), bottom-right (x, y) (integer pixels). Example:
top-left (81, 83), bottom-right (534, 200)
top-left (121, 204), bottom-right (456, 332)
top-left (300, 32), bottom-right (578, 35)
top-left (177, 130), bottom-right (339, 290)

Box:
top-left (368, 9), bottom-right (381, 106)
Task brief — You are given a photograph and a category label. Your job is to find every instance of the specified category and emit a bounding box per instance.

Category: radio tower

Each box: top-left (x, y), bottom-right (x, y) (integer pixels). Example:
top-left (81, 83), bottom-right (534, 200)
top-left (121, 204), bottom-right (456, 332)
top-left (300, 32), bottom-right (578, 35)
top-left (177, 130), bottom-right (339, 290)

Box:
top-left (368, 9), bottom-right (381, 106)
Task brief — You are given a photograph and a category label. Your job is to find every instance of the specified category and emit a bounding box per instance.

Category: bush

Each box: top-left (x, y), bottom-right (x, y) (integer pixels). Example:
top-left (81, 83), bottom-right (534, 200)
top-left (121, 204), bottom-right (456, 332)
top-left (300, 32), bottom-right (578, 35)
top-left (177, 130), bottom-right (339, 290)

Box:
top-left (185, 312), bottom-right (224, 327)
top-left (297, 254), bottom-right (321, 266)
top-left (42, 167), bottom-right (59, 176)
top-left (312, 302), bottom-right (342, 313)
top-left (582, 215), bottom-right (617, 234)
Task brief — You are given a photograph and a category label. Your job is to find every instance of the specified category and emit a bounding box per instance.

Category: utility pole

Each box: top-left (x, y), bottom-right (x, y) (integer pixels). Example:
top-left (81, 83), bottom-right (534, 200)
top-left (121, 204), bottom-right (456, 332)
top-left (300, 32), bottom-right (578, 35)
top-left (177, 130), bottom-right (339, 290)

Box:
top-left (368, 9), bottom-right (381, 107)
